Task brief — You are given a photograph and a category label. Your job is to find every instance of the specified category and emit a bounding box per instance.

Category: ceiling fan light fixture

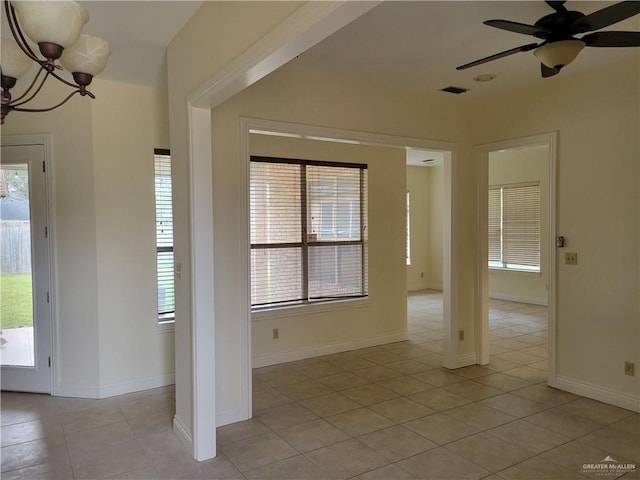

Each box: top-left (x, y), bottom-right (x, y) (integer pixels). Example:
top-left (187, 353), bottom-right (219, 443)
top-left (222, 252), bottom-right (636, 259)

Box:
top-left (534, 39), bottom-right (585, 69)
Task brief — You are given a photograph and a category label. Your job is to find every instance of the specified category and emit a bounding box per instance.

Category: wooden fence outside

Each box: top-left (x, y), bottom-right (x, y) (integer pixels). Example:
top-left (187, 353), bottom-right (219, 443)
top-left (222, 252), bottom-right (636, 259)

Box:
top-left (1, 221), bottom-right (31, 274)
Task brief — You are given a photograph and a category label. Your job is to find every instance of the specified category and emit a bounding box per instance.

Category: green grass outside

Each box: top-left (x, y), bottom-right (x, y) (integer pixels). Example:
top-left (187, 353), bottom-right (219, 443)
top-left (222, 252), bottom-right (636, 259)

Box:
top-left (0, 274), bottom-right (33, 330)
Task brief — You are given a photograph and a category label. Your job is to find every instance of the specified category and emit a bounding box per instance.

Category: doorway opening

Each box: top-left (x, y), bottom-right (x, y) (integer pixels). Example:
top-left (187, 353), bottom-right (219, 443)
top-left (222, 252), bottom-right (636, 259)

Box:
top-left (477, 133), bottom-right (557, 385)
top-left (242, 119), bottom-right (456, 420)
top-left (1, 136), bottom-right (54, 394)
top-left (405, 149), bottom-right (445, 357)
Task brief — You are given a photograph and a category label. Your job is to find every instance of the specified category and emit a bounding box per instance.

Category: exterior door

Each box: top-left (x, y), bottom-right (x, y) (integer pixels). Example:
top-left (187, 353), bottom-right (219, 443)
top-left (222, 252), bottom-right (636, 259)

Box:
top-left (1, 141), bottom-right (52, 393)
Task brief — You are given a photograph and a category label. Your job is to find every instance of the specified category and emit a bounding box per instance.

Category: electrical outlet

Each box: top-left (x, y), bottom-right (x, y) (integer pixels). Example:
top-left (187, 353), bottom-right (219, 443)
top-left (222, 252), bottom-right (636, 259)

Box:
top-left (565, 252), bottom-right (578, 265)
top-left (625, 362), bottom-right (635, 376)
top-left (458, 330), bottom-right (464, 341)
top-left (272, 328), bottom-right (279, 339)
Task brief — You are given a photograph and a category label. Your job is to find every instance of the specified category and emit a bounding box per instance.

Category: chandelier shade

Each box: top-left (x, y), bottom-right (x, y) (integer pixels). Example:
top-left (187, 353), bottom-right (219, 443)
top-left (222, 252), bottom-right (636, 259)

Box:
top-left (1, 0), bottom-right (111, 124)
top-left (1, 37), bottom-right (32, 79)
top-left (60, 34), bottom-right (111, 77)
top-left (11, 1), bottom-right (89, 49)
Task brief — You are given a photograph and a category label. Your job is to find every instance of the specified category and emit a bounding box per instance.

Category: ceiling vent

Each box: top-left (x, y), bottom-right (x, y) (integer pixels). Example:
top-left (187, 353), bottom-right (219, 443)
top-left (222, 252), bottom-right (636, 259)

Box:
top-left (440, 86), bottom-right (469, 94)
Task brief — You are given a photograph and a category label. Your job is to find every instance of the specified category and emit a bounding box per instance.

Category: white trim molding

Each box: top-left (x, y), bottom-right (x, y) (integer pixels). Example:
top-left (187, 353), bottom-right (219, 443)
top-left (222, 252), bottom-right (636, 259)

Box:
top-left (555, 375), bottom-right (640, 413)
top-left (253, 331), bottom-right (409, 369)
top-left (173, 415), bottom-right (193, 454)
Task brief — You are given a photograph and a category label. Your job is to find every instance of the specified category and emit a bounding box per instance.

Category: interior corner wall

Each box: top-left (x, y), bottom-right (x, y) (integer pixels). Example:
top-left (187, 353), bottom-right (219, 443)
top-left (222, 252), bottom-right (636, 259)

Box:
top-left (406, 163), bottom-right (445, 294)
top-left (1, 77), bottom-right (173, 398)
top-left (406, 166), bottom-right (430, 291)
top-left (426, 165), bottom-right (444, 290)
top-left (249, 134), bottom-right (407, 367)
top-left (472, 58), bottom-right (640, 404)
top-left (91, 78), bottom-right (173, 396)
top-left (488, 147), bottom-right (549, 306)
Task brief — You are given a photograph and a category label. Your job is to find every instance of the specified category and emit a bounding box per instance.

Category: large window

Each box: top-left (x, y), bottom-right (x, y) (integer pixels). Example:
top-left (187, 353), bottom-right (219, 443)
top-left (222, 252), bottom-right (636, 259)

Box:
top-left (489, 182), bottom-right (541, 272)
top-left (250, 157), bottom-right (368, 310)
top-left (154, 149), bottom-right (175, 321)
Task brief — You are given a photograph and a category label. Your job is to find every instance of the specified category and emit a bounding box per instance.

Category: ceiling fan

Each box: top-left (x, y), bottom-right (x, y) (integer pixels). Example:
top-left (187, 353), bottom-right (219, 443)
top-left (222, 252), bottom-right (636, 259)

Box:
top-left (457, 0), bottom-right (640, 77)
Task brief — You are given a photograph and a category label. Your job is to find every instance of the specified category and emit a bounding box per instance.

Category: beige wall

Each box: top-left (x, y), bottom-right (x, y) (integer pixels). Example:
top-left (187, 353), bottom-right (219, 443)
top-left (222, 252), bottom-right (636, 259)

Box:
top-left (250, 134), bottom-right (407, 366)
top-left (472, 58), bottom-right (639, 399)
top-left (1, 77), bottom-right (173, 396)
top-left (406, 165), bottom-right (443, 291)
top-left (91, 79), bottom-right (173, 391)
top-left (488, 147), bottom-right (549, 306)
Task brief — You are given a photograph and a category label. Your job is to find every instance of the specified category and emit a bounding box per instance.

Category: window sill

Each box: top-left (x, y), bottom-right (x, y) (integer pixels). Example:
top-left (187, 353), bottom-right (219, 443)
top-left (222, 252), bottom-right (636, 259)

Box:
top-left (489, 267), bottom-right (541, 275)
top-left (252, 297), bottom-right (370, 321)
top-left (157, 319), bottom-right (175, 333)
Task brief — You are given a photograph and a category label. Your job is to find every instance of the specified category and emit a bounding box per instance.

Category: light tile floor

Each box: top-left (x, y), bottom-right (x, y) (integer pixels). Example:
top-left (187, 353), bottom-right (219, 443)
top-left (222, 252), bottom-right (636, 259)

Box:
top-left (1, 290), bottom-right (638, 479)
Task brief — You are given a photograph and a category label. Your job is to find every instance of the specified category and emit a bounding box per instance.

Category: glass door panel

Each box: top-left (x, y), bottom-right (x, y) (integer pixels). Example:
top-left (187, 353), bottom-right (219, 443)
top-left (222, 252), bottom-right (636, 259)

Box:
top-left (0, 163), bottom-right (35, 367)
top-left (1, 142), bottom-right (52, 393)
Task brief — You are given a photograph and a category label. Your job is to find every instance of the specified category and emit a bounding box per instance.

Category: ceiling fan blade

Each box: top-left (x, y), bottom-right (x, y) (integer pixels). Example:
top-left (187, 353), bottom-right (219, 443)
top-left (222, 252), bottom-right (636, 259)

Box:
top-left (541, 63), bottom-right (560, 78)
top-left (457, 43), bottom-right (539, 70)
top-left (571, 1), bottom-right (640, 34)
top-left (583, 31), bottom-right (640, 46)
top-left (484, 20), bottom-right (550, 38)
top-left (545, 1), bottom-right (567, 13)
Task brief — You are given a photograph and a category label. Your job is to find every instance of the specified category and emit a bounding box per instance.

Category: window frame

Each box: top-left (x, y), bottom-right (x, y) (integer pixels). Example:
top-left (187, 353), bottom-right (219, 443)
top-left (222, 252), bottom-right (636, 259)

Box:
top-left (154, 148), bottom-right (175, 323)
top-left (249, 156), bottom-right (368, 311)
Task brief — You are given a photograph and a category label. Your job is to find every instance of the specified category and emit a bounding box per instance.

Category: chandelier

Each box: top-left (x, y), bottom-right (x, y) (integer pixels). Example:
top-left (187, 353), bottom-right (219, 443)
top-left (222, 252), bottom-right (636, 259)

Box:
top-left (1, 1), bottom-right (111, 125)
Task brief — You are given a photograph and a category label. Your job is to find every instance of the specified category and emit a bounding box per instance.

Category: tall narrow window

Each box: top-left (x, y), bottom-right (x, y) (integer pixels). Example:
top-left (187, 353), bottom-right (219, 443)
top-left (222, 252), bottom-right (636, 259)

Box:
top-left (154, 149), bottom-right (175, 321)
top-left (250, 157), bottom-right (368, 310)
top-left (406, 191), bottom-right (411, 265)
top-left (488, 182), bottom-right (541, 272)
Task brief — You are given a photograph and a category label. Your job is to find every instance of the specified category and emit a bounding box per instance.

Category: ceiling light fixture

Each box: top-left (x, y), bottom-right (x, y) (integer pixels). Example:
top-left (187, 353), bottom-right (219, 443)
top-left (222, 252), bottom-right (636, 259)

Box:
top-left (1, 0), bottom-right (111, 125)
top-left (533, 40), bottom-right (585, 70)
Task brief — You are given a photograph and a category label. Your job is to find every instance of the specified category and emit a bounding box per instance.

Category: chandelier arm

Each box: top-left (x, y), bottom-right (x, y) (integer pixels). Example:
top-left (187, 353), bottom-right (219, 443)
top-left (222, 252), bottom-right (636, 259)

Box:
top-left (11, 89), bottom-right (84, 113)
top-left (11, 68), bottom-right (51, 107)
top-left (47, 68), bottom-right (85, 90)
top-left (6, 1), bottom-right (42, 63)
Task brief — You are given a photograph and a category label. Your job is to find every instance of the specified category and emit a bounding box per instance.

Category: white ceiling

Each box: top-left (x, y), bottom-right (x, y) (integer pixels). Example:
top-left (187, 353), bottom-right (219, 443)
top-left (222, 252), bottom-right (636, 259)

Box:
top-left (2, 1), bottom-right (638, 92)
top-left (295, 1), bottom-right (640, 97)
top-left (1, 1), bottom-right (203, 88)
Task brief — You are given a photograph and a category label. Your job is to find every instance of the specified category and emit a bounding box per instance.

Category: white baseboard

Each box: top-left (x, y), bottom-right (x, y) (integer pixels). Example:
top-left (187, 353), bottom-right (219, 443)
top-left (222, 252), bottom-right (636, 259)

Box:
top-left (173, 415), bottom-right (193, 455)
top-left (54, 383), bottom-right (101, 399)
top-left (555, 375), bottom-right (640, 413)
top-left (216, 407), bottom-right (248, 427)
top-left (408, 283), bottom-right (442, 292)
top-left (253, 331), bottom-right (409, 368)
top-left (55, 374), bottom-right (175, 399)
top-left (488, 293), bottom-right (548, 306)
top-left (443, 352), bottom-right (477, 370)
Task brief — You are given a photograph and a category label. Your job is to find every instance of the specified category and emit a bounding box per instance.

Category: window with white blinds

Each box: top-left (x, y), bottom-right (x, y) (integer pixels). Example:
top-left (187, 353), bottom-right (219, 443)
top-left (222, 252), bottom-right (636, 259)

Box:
top-left (154, 149), bottom-right (175, 320)
top-left (488, 182), bottom-right (541, 272)
top-left (250, 157), bottom-right (368, 310)
top-left (406, 191), bottom-right (411, 266)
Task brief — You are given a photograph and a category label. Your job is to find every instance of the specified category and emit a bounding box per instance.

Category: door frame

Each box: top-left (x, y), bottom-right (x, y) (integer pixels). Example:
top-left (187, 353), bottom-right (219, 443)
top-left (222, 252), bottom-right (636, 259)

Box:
top-left (1, 134), bottom-right (57, 394)
top-left (475, 132), bottom-right (557, 386)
